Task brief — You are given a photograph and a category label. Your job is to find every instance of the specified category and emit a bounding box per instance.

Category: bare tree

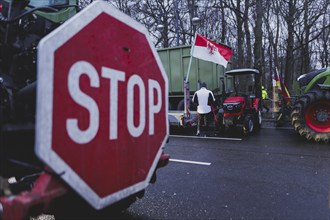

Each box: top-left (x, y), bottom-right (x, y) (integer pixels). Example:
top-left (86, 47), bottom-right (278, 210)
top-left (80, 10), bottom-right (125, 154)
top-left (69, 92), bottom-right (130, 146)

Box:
top-left (232, 0), bottom-right (244, 68)
top-left (78, 0), bottom-right (330, 93)
top-left (281, 0), bottom-right (297, 91)
top-left (219, 0), bottom-right (227, 43)
top-left (320, 12), bottom-right (330, 67)
top-left (253, 0), bottom-right (263, 71)
top-left (244, 0), bottom-right (253, 68)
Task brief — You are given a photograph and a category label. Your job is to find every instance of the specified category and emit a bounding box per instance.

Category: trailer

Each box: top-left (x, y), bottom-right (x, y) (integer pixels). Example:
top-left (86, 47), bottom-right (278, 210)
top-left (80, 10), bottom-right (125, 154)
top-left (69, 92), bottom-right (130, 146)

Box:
top-left (157, 45), bottom-right (233, 127)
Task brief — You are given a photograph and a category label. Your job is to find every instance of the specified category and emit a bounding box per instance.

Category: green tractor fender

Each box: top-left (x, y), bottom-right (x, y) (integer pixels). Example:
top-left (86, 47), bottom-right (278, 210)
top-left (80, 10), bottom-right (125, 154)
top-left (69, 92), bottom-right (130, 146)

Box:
top-left (296, 68), bottom-right (330, 94)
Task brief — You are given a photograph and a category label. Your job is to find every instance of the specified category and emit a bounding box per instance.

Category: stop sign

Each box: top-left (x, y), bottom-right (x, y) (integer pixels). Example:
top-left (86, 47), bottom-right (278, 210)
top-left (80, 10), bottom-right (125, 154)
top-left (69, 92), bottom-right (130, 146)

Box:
top-left (35, 1), bottom-right (168, 210)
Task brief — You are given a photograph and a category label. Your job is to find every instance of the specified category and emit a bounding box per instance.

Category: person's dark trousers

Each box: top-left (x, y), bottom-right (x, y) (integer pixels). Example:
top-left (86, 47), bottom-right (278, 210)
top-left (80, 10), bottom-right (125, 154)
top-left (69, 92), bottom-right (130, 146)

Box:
top-left (198, 112), bottom-right (213, 136)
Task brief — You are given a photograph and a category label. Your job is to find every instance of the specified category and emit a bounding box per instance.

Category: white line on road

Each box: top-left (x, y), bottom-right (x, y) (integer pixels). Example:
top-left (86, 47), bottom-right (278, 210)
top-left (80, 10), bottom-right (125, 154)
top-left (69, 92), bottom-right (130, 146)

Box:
top-left (170, 135), bottom-right (242, 141)
top-left (262, 126), bottom-right (293, 130)
top-left (169, 159), bottom-right (211, 166)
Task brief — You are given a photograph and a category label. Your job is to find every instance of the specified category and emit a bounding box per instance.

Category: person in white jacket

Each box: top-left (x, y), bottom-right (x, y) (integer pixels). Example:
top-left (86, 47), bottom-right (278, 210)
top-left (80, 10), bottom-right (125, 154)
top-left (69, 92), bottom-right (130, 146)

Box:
top-left (192, 82), bottom-right (216, 136)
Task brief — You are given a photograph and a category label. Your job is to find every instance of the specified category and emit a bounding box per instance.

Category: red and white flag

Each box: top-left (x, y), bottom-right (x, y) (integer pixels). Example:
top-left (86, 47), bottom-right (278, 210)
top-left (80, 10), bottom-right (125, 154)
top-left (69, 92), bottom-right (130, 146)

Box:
top-left (274, 67), bottom-right (291, 104)
top-left (191, 34), bottom-right (232, 68)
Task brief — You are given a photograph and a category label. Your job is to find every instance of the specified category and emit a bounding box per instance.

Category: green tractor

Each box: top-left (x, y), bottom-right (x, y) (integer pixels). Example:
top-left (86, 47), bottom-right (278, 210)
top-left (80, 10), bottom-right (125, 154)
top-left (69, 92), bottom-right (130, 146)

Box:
top-left (290, 68), bottom-right (330, 143)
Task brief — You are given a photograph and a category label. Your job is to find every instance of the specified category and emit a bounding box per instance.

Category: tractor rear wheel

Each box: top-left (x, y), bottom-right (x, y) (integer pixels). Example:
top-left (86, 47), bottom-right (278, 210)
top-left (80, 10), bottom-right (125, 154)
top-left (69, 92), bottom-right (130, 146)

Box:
top-left (291, 89), bottom-right (330, 143)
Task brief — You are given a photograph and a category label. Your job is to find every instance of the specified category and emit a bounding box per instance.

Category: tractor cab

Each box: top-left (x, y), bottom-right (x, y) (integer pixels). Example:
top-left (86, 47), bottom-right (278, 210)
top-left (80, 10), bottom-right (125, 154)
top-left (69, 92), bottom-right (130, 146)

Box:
top-left (222, 68), bottom-right (262, 134)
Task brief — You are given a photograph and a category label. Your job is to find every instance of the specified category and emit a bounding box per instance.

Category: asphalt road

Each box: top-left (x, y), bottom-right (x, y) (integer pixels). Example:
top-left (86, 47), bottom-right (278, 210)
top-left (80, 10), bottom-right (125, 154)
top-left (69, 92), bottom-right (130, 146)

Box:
top-left (120, 127), bottom-right (330, 220)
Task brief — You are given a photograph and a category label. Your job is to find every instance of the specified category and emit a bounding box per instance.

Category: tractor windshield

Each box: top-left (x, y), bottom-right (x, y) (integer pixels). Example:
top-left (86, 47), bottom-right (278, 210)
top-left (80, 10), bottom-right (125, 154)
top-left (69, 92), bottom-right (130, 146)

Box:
top-left (233, 74), bottom-right (255, 96)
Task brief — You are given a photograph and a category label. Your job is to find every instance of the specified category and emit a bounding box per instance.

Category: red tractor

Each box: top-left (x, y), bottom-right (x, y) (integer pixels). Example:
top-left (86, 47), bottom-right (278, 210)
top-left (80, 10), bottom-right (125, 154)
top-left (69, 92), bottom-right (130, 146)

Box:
top-left (221, 68), bottom-right (263, 134)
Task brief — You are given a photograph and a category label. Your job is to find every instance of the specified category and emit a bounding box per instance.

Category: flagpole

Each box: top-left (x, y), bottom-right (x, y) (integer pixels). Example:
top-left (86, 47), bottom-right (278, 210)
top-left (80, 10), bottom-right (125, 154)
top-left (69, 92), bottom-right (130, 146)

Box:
top-left (185, 56), bottom-right (193, 84)
top-left (185, 32), bottom-right (198, 84)
top-left (184, 32), bottom-right (198, 117)
top-left (273, 67), bottom-right (280, 114)
top-left (272, 68), bottom-right (276, 117)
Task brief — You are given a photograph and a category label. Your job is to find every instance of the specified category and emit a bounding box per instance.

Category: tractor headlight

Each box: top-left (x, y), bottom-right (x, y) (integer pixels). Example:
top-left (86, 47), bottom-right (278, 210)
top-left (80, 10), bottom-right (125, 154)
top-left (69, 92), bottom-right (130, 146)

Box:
top-left (234, 103), bottom-right (242, 109)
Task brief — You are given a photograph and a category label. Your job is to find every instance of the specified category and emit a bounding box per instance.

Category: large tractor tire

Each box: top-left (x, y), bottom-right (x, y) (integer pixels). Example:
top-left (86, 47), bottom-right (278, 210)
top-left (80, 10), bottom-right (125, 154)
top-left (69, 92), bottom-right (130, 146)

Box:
top-left (291, 89), bottom-right (330, 143)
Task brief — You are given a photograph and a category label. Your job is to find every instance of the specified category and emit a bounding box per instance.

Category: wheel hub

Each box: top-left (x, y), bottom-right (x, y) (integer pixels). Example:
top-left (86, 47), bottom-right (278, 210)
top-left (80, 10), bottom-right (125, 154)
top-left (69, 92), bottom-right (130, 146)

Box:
top-left (305, 101), bottom-right (330, 133)
top-left (314, 109), bottom-right (329, 123)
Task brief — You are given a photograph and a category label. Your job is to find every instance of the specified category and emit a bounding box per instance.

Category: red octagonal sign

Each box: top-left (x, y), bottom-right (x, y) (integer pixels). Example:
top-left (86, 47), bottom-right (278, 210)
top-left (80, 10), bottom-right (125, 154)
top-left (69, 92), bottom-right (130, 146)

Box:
top-left (35, 1), bottom-right (168, 210)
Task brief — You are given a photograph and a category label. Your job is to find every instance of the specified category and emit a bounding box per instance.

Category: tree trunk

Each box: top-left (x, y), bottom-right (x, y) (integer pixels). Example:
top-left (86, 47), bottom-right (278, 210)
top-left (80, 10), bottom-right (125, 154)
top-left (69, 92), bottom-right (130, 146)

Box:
top-left (220, 0), bottom-right (227, 44)
top-left (272, 0), bottom-right (280, 69)
top-left (284, 0), bottom-right (296, 92)
top-left (235, 0), bottom-right (244, 68)
top-left (244, 0), bottom-right (252, 68)
top-left (322, 15), bottom-right (330, 67)
top-left (253, 0), bottom-right (262, 71)
top-left (302, 0), bottom-right (311, 74)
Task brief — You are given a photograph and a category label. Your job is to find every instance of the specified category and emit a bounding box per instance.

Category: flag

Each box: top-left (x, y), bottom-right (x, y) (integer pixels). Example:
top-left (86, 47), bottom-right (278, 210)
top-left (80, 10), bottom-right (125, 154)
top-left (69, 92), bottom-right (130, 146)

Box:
top-left (191, 34), bottom-right (232, 68)
top-left (275, 68), bottom-right (291, 105)
top-left (274, 69), bottom-right (281, 88)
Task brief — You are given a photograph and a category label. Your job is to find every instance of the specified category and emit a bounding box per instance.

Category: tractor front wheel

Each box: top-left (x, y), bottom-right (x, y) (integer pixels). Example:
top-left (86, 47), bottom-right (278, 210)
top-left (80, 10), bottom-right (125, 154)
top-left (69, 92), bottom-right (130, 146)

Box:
top-left (291, 90), bottom-right (330, 143)
top-left (254, 109), bottom-right (262, 130)
top-left (243, 115), bottom-right (254, 135)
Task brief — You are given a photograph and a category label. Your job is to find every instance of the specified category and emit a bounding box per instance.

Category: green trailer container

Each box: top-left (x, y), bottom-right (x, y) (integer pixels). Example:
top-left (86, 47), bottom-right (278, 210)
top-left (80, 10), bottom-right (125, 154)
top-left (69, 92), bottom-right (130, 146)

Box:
top-left (157, 45), bottom-right (233, 111)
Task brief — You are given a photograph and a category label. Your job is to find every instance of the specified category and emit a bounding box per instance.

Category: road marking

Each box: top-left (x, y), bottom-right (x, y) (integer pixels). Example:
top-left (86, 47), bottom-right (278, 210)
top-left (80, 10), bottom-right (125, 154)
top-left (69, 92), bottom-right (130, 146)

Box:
top-left (262, 126), bottom-right (293, 130)
top-left (170, 134), bottom-right (242, 141)
top-left (169, 158), bottom-right (211, 166)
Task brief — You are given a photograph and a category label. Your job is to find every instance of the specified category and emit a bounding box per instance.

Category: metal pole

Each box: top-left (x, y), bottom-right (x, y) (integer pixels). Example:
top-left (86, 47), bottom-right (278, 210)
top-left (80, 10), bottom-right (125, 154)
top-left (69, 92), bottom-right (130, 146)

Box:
top-left (185, 32), bottom-right (197, 84)
top-left (183, 33), bottom-right (197, 117)
top-left (174, 0), bottom-right (180, 46)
